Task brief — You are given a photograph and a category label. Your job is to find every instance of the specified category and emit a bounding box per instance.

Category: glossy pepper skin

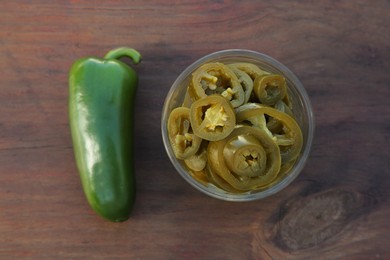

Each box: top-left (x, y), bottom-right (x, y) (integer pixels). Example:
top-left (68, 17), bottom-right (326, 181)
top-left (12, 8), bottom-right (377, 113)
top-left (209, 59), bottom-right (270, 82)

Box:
top-left (69, 48), bottom-right (141, 222)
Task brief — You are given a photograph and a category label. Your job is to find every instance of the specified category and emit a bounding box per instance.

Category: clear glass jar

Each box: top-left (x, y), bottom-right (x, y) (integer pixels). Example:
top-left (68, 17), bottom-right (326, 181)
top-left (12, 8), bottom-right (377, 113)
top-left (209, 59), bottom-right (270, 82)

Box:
top-left (161, 49), bottom-right (314, 201)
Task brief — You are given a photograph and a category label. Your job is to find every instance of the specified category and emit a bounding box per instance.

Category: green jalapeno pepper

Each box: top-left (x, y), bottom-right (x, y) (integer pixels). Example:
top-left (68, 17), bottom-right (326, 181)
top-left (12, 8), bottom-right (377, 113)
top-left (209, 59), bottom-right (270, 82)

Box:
top-left (69, 47), bottom-right (141, 222)
top-left (207, 164), bottom-right (241, 193)
top-left (190, 94), bottom-right (236, 141)
top-left (189, 62), bottom-right (245, 108)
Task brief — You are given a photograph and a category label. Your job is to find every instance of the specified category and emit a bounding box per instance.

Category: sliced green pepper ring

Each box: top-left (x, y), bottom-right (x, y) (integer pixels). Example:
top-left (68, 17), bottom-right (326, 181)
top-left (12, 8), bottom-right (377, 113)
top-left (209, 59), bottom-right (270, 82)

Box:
top-left (184, 140), bottom-right (208, 172)
top-left (228, 65), bottom-right (253, 104)
top-left (181, 90), bottom-right (193, 108)
top-left (188, 169), bottom-right (210, 186)
top-left (190, 94), bottom-right (236, 141)
top-left (228, 63), bottom-right (269, 80)
top-left (267, 100), bottom-right (294, 133)
top-left (189, 62), bottom-right (245, 108)
top-left (235, 103), bottom-right (303, 163)
top-left (278, 159), bottom-right (296, 178)
top-left (223, 134), bottom-right (267, 177)
top-left (228, 63), bottom-right (269, 102)
top-left (274, 100), bottom-right (293, 117)
top-left (253, 74), bottom-right (287, 106)
top-left (207, 164), bottom-right (241, 193)
top-left (167, 107), bottom-right (202, 160)
top-left (207, 126), bottom-right (281, 191)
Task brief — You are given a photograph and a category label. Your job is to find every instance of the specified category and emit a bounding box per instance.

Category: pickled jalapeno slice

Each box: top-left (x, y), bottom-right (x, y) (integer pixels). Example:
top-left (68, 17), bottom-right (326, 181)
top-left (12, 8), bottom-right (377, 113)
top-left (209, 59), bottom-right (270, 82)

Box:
top-left (228, 65), bottom-right (254, 104)
top-left (184, 140), bottom-right (208, 172)
top-left (207, 126), bottom-right (281, 191)
top-left (190, 95), bottom-right (236, 141)
top-left (189, 62), bottom-right (245, 108)
top-left (235, 103), bottom-right (303, 163)
top-left (168, 107), bottom-right (202, 159)
top-left (267, 100), bottom-right (294, 133)
top-left (229, 62), bottom-right (269, 80)
top-left (253, 74), bottom-right (287, 106)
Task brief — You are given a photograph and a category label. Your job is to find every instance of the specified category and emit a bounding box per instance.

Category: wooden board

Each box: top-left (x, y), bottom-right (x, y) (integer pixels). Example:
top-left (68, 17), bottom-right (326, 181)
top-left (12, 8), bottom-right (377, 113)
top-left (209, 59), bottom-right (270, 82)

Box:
top-left (1, 1), bottom-right (389, 259)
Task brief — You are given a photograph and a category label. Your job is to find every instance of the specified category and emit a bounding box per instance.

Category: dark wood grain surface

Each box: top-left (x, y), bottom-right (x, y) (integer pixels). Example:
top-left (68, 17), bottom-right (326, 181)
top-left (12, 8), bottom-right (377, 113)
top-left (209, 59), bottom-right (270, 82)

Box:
top-left (1, 1), bottom-right (389, 259)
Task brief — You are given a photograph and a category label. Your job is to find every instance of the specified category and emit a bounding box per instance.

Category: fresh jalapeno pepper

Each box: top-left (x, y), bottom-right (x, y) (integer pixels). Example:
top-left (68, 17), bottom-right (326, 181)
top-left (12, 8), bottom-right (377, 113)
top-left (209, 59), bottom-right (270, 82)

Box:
top-left (207, 126), bottom-right (281, 191)
top-left (235, 103), bottom-right (303, 164)
top-left (189, 62), bottom-right (245, 108)
top-left (69, 47), bottom-right (141, 222)
top-left (253, 74), bottom-right (287, 105)
top-left (168, 107), bottom-right (202, 160)
top-left (190, 94), bottom-right (236, 141)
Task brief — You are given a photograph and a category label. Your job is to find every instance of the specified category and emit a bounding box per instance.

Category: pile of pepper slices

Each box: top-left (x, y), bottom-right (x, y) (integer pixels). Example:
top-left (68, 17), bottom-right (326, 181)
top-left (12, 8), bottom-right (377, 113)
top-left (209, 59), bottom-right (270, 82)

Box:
top-left (167, 62), bottom-right (303, 193)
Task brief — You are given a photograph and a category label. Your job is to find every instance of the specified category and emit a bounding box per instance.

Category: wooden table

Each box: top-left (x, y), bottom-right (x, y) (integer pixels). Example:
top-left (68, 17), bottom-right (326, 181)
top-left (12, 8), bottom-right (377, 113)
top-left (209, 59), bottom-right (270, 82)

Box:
top-left (1, 1), bottom-right (389, 259)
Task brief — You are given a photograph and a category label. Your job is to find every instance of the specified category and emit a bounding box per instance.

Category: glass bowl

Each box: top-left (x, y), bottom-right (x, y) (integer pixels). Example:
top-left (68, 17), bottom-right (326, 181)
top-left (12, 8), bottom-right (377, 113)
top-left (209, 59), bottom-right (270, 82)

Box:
top-left (161, 49), bottom-right (314, 201)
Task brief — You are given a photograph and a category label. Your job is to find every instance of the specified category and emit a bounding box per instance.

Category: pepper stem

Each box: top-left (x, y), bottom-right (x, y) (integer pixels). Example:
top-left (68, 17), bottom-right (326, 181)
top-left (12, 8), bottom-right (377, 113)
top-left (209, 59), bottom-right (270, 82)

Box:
top-left (104, 47), bottom-right (142, 64)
